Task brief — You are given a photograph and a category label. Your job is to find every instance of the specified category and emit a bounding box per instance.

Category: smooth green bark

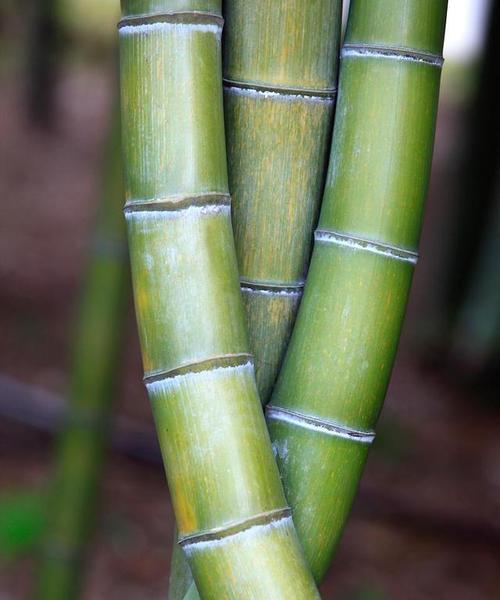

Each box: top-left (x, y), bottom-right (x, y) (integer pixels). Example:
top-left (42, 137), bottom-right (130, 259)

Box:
top-left (223, 0), bottom-right (341, 91)
top-left (123, 0), bottom-right (220, 16)
top-left (173, 4), bottom-right (342, 596)
top-left (119, 2), bottom-right (319, 597)
top-left (223, 0), bottom-right (342, 402)
top-left (267, 0), bottom-right (448, 582)
top-left (35, 115), bottom-right (128, 599)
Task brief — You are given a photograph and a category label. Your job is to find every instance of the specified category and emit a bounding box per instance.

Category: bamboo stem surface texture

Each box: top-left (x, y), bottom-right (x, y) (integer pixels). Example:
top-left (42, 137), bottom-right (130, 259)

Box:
top-left (266, 0), bottom-right (448, 582)
top-left (223, 0), bottom-right (342, 402)
top-left (35, 115), bottom-right (128, 599)
top-left (119, 1), bottom-right (318, 598)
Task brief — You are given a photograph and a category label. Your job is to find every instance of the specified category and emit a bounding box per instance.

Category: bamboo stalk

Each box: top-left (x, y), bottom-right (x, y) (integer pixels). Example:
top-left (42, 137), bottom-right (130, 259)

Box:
top-left (170, 5), bottom-right (342, 596)
top-left (443, 0), bottom-right (500, 334)
top-left (451, 185), bottom-right (500, 372)
top-left (266, 0), bottom-right (448, 582)
top-left (119, 2), bottom-right (319, 597)
top-left (35, 114), bottom-right (129, 599)
top-left (223, 0), bottom-right (342, 402)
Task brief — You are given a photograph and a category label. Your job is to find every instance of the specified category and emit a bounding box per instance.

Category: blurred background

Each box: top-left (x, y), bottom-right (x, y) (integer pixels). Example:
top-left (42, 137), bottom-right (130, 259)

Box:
top-left (0, 0), bottom-right (499, 598)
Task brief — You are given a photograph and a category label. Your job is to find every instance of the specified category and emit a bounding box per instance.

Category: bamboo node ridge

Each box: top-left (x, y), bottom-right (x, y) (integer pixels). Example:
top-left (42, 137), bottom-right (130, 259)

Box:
top-left (314, 230), bottom-right (419, 265)
top-left (240, 280), bottom-right (304, 297)
top-left (266, 406), bottom-right (376, 444)
top-left (143, 354), bottom-right (254, 386)
top-left (178, 507), bottom-right (292, 554)
top-left (124, 192), bottom-right (231, 214)
top-left (224, 80), bottom-right (337, 102)
top-left (342, 44), bottom-right (444, 68)
top-left (118, 11), bottom-right (224, 31)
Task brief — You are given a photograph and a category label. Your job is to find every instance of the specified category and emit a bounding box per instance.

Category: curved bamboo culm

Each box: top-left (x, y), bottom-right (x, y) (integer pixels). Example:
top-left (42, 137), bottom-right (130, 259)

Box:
top-left (35, 114), bottom-right (129, 599)
top-left (170, 4), bottom-right (343, 596)
top-left (223, 0), bottom-right (342, 402)
top-left (119, 1), bottom-right (319, 598)
top-left (266, 0), bottom-right (448, 582)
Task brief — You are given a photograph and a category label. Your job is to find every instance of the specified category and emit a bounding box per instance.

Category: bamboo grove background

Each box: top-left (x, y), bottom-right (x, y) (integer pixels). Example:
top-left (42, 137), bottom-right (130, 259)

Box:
top-left (0, 0), bottom-right (500, 598)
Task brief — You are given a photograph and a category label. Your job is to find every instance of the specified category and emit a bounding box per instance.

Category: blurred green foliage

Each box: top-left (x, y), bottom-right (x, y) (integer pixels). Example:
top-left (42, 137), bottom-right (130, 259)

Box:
top-left (0, 0), bottom-right (120, 73)
top-left (0, 490), bottom-right (44, 560)
top-left (56, 0), bottom-right (120, 45)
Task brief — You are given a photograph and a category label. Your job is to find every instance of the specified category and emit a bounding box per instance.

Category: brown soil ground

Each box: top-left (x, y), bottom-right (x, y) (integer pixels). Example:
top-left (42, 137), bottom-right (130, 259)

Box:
top-left (0, 68), bottom-right (499, 599)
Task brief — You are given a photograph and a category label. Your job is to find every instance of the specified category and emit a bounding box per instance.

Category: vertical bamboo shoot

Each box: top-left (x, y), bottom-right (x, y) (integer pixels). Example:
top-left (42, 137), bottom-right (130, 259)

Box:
top-left (267, 0), bottom-right (448, 581)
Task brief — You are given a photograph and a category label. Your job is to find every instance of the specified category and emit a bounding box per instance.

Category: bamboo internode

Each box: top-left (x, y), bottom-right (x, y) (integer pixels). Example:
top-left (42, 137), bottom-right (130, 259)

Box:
top-left (119, 1), bottom-right (319, 597)
top-left (223, 0), bottom-right (342, 402)
top-left (267, 0), bottom-right (448, 582)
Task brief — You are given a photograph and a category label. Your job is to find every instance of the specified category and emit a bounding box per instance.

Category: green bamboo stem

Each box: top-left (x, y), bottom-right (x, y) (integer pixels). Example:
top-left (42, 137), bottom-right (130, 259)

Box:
top-left (266, 0), bottom-right (448, 582)
top-left (223, 0), bottom-right (342, 402)
top-left (451, 184), bottom-right (500, 371)
top-left (119, 2), bottom-right (318, 597)
top-left (35, 114), bottom-right (128, 598)
top-left (443, 0), bottom-right (500, 332)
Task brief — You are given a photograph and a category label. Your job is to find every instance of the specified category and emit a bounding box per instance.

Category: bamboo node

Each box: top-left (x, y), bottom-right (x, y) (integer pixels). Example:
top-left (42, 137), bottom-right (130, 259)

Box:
top-left (314, 229), bottom-right (419, 265)
top-left (118, 11), bottom-right (223, 32)
top-left (342, 44), bottom-right (444, 68)
top-left (224, 79), bottom-right (337, 102)
top-left (179, 508), bottom-right (292, 555)
top-left (124, 192), bottom-right (231, 215)
top-left (240, 280), bottom-right (304, 297)
top-left (143, 354), bottom-right (254, 388)
top-left (266, 406), bottom-right (375, 444)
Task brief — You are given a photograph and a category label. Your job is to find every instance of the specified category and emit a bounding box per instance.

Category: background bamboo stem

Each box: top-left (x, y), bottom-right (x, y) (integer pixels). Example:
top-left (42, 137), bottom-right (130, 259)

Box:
top-left (451, 184), bottom-right (500, 372)
top-left (35, 112), bottom-right (129, 599)
top-left (119, 1), bottom-right (319, 597)
top-left (442, 0), bottom-right (500, 337)
top-left (266, 0), bottom-right (448, 582)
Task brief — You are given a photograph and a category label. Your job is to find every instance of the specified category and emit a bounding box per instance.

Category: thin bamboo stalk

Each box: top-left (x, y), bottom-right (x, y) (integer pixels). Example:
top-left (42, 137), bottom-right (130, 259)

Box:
top-left (451, 184), bottom-right (500, 372)
top-left (266, 0), bottom-right (448, 582)
top-left (223, 0), bottom-right (342, 402)
top-left (119, 1), bottom-right (319, 597)
top-left (443, 0), bottom-right (500, 332)
top-left (35, 114), bottom-right (129, 599)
